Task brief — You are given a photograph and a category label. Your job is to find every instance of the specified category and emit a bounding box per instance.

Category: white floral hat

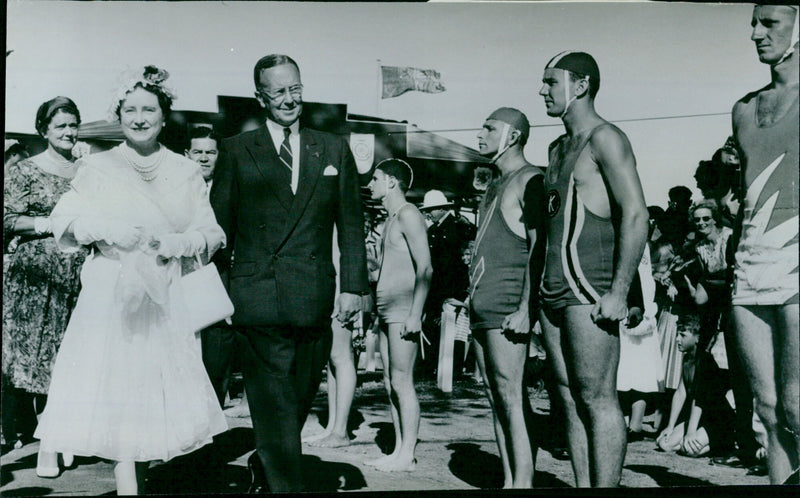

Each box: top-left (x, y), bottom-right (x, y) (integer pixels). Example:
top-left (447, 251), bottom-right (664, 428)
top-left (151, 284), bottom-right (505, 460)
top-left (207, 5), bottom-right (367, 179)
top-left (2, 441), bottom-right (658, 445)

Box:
top-left (107, 65), bottom-right (177, 122)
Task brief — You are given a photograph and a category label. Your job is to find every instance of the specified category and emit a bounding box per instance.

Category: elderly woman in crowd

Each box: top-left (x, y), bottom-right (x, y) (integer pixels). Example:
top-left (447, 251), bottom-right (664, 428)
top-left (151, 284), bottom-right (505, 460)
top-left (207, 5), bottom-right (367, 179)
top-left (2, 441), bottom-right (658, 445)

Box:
top-left (2, 97), bottom-right (88, 470)
top-left (33, 66), bottom-right (227, 495)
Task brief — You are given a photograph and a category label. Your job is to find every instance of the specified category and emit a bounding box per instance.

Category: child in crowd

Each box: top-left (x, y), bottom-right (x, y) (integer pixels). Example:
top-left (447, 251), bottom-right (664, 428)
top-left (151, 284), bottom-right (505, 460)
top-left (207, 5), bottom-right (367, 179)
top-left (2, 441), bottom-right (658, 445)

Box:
top-left (656, 314), bottom-right (735, 458)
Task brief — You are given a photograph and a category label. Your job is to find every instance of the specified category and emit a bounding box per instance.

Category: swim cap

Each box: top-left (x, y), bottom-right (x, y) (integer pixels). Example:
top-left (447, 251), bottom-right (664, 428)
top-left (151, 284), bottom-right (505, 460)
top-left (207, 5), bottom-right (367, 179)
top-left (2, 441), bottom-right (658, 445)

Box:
top-left (487, 107), bottom-right (531, 143)
top-left (545, 51), bottom-right (600, 91)
top-left (545, 51), bottom-right (600, 118)
top-left (776, 6), bottom-right (799, 66)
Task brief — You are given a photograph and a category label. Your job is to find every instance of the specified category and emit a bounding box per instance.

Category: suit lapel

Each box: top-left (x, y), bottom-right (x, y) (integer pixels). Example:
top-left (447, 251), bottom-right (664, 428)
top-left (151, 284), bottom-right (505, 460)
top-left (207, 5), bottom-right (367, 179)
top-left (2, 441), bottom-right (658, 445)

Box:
top-left (247, 127), bottom-right (294, 211)
top-left (279, 128), bottom-right (324, 246)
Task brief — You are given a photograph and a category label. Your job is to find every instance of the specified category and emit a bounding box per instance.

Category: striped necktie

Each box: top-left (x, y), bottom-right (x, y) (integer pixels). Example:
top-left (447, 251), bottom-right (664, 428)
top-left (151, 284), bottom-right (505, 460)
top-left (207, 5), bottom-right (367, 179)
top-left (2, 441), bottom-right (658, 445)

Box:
top-left (279, 127), bottom-right (293, 178)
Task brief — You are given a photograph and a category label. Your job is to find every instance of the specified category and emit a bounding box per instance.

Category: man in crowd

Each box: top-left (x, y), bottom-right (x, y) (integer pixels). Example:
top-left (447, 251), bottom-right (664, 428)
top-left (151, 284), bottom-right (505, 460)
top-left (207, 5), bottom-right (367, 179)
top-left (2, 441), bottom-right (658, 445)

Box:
top-left (420, 189), bottom-right (475, 377)
top-left (537, 51), bottom-right (649, 487)
top-left (660, 185), bottom-right (694, 248)
top-left (470, 107), bottom-right (545, 488)
top-left (183, 125), bottom-right (237, 411)
top-left (185, 125), bottom-right (220, 188)
top-left (729, 4), bottom-right (799, 484)
top-left (210, 54), bottom-right (368, 492)
top-left (366, 158), bottom-right (432, 472)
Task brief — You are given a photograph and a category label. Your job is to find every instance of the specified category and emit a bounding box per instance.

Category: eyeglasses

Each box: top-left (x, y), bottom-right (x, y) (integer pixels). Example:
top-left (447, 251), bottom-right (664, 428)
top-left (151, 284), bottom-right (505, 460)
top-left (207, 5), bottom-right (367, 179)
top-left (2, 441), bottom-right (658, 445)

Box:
top-left (258, 85), bottom-right (303, 102)
top-left (693, 216), bottom-right (712, 223)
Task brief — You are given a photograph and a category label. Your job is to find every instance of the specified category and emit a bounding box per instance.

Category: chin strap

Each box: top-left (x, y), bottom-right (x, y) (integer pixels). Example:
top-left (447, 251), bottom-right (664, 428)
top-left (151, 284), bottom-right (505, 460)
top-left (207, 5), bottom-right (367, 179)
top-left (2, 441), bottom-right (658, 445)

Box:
top-left (559, 69), bottom-right (580, 118)
top-left (490, 123), bottom-right (512, 164)
top-left (776, 8), bottom-right (800, 66)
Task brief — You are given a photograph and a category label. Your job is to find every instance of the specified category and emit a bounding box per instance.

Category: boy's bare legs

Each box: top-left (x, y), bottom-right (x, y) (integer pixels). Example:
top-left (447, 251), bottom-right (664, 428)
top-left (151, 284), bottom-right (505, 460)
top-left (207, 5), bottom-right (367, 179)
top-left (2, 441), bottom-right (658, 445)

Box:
top-left (375, 323), bottom-right (420, 472)
top-left (365, 326), bottom-right (402, 467)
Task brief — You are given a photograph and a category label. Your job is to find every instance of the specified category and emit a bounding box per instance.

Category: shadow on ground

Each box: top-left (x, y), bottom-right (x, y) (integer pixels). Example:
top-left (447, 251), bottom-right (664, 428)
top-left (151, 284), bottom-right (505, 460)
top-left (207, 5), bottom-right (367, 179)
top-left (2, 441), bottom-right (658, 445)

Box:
top-left (1, 452), bottom-right (37, 487)
top-left (369, 422), bottom-right (396, 456)
top-left (446, 442), bottom-right (504, 489)
top-left (146, 427), bottom-right (254, 494)
top-left (446, 442), bottom-right (570, 489)
top-left (299, 454), bottom-right (366, 491)
top-left (0, 486), bottom-right (54, 497)
top-left (311, 407), bottom-right (366, 440)
top-left (625, 464), bottom-right (714, 487)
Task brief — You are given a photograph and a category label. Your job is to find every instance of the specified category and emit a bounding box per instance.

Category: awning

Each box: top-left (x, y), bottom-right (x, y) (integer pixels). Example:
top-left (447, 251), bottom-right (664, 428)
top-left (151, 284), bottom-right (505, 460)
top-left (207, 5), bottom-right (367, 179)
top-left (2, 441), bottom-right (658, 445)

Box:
top-left (406, 125), bottom-right (489, 164)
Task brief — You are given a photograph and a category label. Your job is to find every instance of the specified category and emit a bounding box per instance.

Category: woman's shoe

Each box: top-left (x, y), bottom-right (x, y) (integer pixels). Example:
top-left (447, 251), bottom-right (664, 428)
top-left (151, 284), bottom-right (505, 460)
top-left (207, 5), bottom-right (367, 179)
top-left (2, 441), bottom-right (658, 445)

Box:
top-left (62, 452), bottom-right (74, 468)
top-left (36, 449), bottom-right (60, 478)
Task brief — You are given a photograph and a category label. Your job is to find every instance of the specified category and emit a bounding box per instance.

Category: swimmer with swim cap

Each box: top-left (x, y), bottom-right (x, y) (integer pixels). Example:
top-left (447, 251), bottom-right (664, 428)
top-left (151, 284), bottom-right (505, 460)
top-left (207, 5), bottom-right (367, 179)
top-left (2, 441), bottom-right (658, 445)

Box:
top-left (543, 51), bottom-right (600, 118)
top-left (481, 107), bottom-right (530, 163)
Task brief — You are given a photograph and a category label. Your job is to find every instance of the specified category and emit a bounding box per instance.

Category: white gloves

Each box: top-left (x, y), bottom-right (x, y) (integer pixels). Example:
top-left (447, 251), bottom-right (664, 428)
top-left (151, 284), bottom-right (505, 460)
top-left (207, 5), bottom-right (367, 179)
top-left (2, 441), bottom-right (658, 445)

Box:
top-left (152, 231), bottom-right (206, 259)
top-left (72, 217), bottom-right (142, 249)
top-left (33, 217), bottom-right (52, 235)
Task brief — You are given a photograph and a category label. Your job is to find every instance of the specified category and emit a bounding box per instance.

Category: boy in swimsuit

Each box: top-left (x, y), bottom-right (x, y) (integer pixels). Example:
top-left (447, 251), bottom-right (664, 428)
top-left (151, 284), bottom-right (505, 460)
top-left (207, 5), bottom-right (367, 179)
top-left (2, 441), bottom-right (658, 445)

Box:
top-left (537, 51), bottom-right (649, 487)
top-left (471, 107), bottom-right (546, 488)
top-left (366, 159), bottom-right (432, 472)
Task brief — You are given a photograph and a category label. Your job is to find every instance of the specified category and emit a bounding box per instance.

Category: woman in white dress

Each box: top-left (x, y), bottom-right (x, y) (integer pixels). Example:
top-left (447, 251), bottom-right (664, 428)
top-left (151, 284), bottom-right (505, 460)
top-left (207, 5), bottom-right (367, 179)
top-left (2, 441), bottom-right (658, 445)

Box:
top-left (33, 66), bottom-right (227, 495)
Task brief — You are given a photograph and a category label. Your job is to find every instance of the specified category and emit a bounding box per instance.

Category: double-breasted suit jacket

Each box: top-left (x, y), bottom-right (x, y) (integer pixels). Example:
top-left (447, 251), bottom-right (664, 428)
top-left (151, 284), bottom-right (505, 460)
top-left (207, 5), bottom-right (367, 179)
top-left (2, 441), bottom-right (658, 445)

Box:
top-left (210, 126), bottom-right (369, 329)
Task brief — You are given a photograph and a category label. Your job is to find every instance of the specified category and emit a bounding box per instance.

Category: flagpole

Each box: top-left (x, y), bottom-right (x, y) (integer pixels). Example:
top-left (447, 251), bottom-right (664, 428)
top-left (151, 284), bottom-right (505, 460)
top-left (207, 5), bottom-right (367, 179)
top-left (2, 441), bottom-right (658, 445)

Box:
top-left (376, 59), bottom-right (382, 118)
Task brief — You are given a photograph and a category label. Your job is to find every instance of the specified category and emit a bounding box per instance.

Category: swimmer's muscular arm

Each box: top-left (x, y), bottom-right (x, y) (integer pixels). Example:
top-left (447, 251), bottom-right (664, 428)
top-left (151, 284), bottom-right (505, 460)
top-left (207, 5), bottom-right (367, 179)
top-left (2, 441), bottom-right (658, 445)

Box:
top-left (397, 206), bottom-right (433, 336)
top-left (590, 127), bottom-right (649, 322)
top-left (502, 170), bottom-right (546, 334)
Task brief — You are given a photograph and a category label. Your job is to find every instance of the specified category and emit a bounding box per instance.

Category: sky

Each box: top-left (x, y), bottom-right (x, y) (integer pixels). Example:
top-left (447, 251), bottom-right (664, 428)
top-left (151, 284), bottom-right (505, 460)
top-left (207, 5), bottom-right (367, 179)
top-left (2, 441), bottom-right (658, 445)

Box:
top-left (5, 1), bottom-right (772, 206)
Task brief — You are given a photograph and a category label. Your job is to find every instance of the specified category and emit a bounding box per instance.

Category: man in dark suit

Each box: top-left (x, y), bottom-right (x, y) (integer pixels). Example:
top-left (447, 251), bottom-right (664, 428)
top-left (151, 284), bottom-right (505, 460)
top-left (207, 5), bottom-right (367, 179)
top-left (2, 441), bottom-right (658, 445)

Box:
top-left (210, 54), bottom-right (369, 492)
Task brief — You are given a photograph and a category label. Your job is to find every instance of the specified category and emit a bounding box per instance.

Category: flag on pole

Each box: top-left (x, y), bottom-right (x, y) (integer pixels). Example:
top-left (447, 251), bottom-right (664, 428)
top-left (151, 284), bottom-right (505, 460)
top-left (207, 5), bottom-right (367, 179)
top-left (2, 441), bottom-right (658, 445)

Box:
top-left (381, 65), bottom-right (445, 99)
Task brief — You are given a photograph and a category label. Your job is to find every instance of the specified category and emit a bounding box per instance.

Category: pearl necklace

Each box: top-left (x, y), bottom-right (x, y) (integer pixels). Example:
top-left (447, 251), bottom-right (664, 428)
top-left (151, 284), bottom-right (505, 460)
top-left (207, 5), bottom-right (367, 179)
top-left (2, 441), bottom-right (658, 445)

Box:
top-left (121, 143), bottom-right (165, 182)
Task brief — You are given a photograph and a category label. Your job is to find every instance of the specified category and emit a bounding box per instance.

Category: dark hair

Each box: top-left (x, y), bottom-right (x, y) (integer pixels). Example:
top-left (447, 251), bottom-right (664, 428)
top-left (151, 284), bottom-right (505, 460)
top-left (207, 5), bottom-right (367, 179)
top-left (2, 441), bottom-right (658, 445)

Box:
top-left (647, 205), bottom-right (665, 227)
top-left (668, 185), bottom-right (692, 203)
top-left (376, 158), bottom-right (413, 193)
top-left (187, 125), bottom-right (220, 145)
top-left (35, 96), bottom-right (81, 137)
top-left (253, 54), bottom-right (300, 88)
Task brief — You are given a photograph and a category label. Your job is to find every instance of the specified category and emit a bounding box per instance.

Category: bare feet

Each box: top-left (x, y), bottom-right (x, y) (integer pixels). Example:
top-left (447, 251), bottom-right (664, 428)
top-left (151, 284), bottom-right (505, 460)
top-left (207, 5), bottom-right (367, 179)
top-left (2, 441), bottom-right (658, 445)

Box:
top-left (302, 430), bottom-right (332, 444)
top-left (364, 452), bottom-right (399, 467)
top-left (308, 433), bottom-right (350, 448)
top-left (375, 456), bottom-right (416, 472)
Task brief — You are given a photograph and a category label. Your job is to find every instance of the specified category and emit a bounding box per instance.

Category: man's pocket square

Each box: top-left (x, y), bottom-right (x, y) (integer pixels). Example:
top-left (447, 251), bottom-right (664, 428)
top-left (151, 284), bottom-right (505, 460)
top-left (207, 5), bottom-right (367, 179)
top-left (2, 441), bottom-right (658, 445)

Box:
top-left (323, 165), bottom-right (339, 176)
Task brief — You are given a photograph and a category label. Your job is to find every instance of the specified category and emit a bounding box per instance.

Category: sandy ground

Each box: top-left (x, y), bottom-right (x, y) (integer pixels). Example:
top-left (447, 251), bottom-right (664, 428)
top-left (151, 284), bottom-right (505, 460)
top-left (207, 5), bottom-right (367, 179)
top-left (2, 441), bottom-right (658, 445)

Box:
top-left (1, 370), bottom-right (774, 496)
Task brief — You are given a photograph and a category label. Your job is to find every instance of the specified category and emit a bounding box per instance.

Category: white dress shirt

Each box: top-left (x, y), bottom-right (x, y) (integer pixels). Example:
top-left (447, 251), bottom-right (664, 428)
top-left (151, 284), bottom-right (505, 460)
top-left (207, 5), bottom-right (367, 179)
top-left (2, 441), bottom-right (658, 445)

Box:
top-left (266, 118), bottom-right (300, 194)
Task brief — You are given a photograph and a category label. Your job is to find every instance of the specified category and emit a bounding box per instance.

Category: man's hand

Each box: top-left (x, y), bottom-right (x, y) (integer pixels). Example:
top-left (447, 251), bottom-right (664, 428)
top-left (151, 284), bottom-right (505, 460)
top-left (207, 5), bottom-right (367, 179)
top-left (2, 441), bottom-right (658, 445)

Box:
top-left (502, 305), bottom-right (530, 335)
top-left (591, 292), bottom-right (628, 323)
top-left (336, 292), bottom-right (362, 325)
top-left (402, 315), bottom-right (423, 339)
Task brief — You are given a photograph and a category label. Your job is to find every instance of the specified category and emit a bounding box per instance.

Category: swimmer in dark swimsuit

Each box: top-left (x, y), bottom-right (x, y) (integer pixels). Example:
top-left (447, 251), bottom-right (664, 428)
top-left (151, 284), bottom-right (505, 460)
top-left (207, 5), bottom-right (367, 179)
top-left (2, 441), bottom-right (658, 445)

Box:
top-left (365, 159), bottom-right (432, 472)
top-left (471, 107), bottom-right (546, 488)
top-left (537, 51), bottom-right (649, 488)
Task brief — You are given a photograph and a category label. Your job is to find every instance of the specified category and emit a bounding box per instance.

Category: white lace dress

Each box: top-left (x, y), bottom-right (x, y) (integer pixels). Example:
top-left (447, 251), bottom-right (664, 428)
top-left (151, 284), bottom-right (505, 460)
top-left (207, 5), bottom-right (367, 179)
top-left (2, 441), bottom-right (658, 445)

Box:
top-left (33, 146), bottom-right (228, 462)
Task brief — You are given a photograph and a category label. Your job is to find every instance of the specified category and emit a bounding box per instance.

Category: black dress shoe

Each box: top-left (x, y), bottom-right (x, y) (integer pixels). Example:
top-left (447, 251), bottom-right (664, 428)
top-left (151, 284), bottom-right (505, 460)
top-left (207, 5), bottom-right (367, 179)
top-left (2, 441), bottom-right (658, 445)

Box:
top-left (247, 452), bottom-right (268, 494)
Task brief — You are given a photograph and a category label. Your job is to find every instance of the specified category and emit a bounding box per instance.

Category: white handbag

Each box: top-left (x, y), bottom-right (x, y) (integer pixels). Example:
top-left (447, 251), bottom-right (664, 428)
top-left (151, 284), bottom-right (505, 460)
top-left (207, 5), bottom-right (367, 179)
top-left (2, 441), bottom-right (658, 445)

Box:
top-left (180, 253), bottom-right (234, 334)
